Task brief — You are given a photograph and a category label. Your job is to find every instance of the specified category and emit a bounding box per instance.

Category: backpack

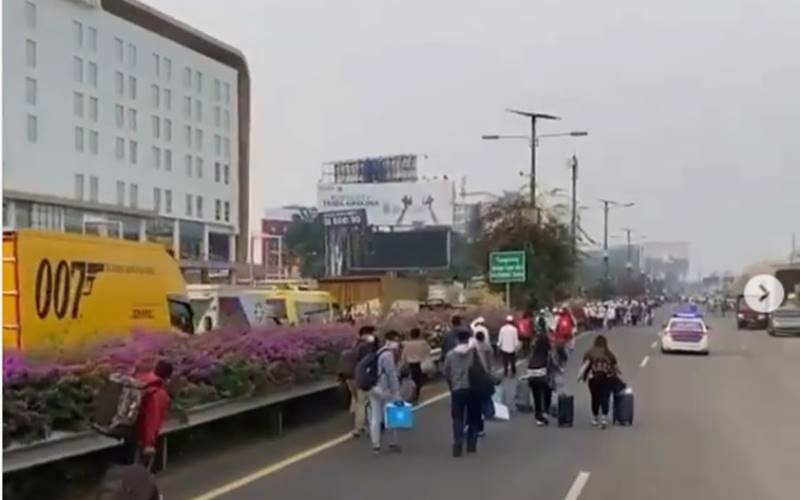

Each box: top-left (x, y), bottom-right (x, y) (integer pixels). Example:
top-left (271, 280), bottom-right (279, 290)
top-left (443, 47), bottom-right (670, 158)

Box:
top-left (336, 347), bottom-right (358, 379)
top-left (354, 349), bottom-right (386, 391)
top-left (92, 373), bottom-right (147, 440)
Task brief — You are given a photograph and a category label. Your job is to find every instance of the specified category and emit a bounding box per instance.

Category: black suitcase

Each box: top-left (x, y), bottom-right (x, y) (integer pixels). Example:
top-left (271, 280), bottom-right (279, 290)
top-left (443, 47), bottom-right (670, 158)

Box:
top-left (557, 393), bottom-right (574, 427)
top-left (515, 378), bottom-right (533, 413)
top-left (613, 389), bottom-right (635, 425)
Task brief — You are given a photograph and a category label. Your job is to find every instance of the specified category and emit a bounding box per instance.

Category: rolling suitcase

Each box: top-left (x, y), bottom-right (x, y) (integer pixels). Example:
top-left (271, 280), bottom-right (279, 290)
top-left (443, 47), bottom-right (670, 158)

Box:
top-left (556, 393), bottom-right (574, 427)
top-left (514, 378), bottom-right (533, 413)
top-left (613, 388), bottom-right (634, 426)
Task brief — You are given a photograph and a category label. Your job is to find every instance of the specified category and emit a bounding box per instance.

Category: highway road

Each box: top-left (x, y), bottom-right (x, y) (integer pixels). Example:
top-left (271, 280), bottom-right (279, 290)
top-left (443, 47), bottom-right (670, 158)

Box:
top-left (159, 310), bottom-right (800, 500)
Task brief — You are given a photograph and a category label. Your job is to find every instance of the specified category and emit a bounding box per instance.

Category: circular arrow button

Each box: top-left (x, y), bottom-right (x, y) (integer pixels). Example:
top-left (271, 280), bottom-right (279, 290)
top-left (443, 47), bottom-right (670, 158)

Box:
top-left (744, 274), bottom-right (785, 314)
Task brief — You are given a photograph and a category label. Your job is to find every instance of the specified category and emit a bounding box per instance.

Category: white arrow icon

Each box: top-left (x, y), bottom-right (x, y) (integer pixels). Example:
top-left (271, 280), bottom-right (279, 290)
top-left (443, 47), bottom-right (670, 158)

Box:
top-left (744, 275), bottom-right (785, 314)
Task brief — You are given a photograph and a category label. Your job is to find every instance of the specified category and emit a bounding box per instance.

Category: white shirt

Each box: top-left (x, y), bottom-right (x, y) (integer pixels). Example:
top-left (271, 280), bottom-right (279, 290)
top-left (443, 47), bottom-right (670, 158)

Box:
top-left (497, 324), bottom-right (520, 353)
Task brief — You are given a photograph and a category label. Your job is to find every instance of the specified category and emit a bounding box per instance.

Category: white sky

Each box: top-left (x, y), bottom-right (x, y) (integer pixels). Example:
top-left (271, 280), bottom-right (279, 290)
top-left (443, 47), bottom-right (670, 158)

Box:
top-left (149, 0), bottom-right (800, 275)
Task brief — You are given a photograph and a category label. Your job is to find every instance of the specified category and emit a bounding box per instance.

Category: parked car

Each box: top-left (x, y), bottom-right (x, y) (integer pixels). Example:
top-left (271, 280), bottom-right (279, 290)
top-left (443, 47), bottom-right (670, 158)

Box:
top-left (735, 296), bottom-right (768, 330)
top-left (767, 300), bottom-right (800, 336)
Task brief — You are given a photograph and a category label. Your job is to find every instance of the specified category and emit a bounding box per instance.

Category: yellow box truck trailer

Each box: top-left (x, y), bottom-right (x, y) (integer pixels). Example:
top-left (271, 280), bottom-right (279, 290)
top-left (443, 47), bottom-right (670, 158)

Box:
top-left (2, 230), bottom-right (192, 352)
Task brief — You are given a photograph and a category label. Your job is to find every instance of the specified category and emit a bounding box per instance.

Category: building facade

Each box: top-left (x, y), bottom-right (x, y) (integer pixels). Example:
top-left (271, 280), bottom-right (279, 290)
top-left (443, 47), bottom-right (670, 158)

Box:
top-left (2, 0), bottom-right (250, 265)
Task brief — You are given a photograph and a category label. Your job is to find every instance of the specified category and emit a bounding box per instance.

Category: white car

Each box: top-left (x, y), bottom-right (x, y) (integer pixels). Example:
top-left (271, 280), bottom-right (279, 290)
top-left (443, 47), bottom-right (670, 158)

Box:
top-left (660, 314), bottom-right (710, 355)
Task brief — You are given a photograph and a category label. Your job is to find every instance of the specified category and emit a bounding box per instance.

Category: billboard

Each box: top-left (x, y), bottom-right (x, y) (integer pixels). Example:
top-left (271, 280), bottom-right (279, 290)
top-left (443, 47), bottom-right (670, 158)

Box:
top-left (317, 180), bottom-right (455, 227)
top-left (331, 155), bottom-right (418, 184)
top-left (351, 229), bottom-right (451, 270)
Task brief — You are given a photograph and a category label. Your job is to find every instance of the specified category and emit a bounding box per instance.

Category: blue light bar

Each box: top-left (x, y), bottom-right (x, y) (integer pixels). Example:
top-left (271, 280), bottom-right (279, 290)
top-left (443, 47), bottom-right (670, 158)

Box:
top-left (672, 312), bottom-right (703, 319)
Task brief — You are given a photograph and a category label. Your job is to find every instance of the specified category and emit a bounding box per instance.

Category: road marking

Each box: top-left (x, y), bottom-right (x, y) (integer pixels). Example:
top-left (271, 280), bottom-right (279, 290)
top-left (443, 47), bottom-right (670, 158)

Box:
top-left (190, 389), bottom-right (453, 500)
top-left (640, 355), bottom-right (650, 368)
top-left (565, 471), bottom-right (591, 500)
top-left (651, 341), bottom-right (658, 349)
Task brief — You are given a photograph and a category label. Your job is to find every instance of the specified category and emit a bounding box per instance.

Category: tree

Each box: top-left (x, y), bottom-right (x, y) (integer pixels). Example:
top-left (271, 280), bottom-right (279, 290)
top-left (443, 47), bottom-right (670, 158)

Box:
top-left (475, 199), bottom-right (577, 308)
top-left (284, 208), bottom-right (324, 278)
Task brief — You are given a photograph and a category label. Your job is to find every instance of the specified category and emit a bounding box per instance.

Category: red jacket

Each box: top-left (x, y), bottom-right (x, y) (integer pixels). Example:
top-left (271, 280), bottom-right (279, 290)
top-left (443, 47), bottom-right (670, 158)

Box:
top-left (135, 372), bottom-right (170, 449)
top-left (517, 317), bottom-right (533, 339)
top-left (554, 311), bottom-right (575, 345)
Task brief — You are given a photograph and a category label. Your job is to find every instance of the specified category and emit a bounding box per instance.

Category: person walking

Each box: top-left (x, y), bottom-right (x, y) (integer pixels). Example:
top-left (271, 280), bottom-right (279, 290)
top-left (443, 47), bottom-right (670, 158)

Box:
top-left (518, 311), bottom-right (534, 355)
top-left (126, 360), bottom-right (172, 469)
top-left (340, 326), bottom-right (377, 437)
top-left (473, 329), bottom-right (495, 434)
top-left (443, 329), bottom-right (483, 457)
top-left (553, 307), bottom-right (576, 363)
top-left (401, 327), bottom-right (431, 403)
top-left (368, 331), bottom-right (403, 454)
top-left (497, 315), bottom-right (520, 377)
top-left (441, 315), bottom-right (470, 362)
top-left (578, 335), bottom-right (619, 429)
top-left (527, 332), bottom-right (555, 426)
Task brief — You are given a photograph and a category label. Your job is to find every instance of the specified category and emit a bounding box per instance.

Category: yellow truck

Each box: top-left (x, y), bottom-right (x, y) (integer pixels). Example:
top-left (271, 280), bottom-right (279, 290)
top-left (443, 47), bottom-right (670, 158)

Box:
top-left (3, 230), bottom-right (192, 352)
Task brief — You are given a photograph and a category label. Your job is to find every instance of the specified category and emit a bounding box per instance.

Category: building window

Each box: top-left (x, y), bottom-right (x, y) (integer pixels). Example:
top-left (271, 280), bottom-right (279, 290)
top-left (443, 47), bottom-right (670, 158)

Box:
top-left (214, 134), bottom-right (221, 156)
top-left (73, 92), bottom-right (84, 117)
top-left (164, 149), bottom-right (172, 171)
top-left (224, 201), bottom-right (230, 222)
top-left (26, 39), bottom-right (36, 68)
top-left (25, 77), bottom-right (36, 105)
top-left (152, 84), bottom-right (160, 108)
top-left (152, 115), bottom-right (160, 139)
top-left (128, 75), bottom-right (137, 100)
top-left (224, 137), bottom-right (231, 158)
top-left (195, 99), bottom-right (202, 122)
top-left (214, 106), bottom-right (221, 127)
top-left (127, 43), bottom-right (137, 68)
top-left (215, 199), bottom-right (221, 221)
top-left (163, 88), bottom-right (172, 111)
top-left (224, 82), bottom-right (231, 104)
top-left (184, 154), bottom-right (192, 177)
top-left (114, 38), bottom-right (124, 62)
top-left (164, 57), bottom-right (172, 80)
top-left (115, 137), bottom-right (125, 160)
top-left (196, 157), bottom-right (203, 178)
top-left (116, 181), bottom-right (125, 205)
top-left (214, 79), bottom-right (221, 101)
top-left (26, 114), bottom-right (38, 143)
top-left (115, 71), bottom-right (124, 96)
top-left (88, 27), bottom-right (97, 52)
top-left (196, 71), bottom-right (203, 93)
top-left (152, 146), bottom-right (161, 169)
top-left (183, 67), bottom-right (191, 88)
top-left (89, 130), bottom-right (99, 154)
top-left (89, 176), bottom-right (99, 202)
top-left (73, 56), bottom-right (83, 83)
top-left (75, 174), bottom-right (85, 201)
top-left (165, 189), bottom-right (172, 213)
top-left (73, 20), bottom-right (83, 47)
top-left (224, 164), bottom-right (230, 185)
top-left (89, 97), bottom-right (98, 122)
top-left (115, 104), bottom-right (124, 128)
top-left (25, 2), bottom-right (36, 29)
top-left (153, 53), bottom-right (160, 77)
top-left (185, 194), bottom-right (193, 216)
top-left (129, 184), bottom-right (138, 208)
top-left (196, 196), bottom-right (203, 218)
top-left (128, 108), bottom-right (137, 131)
top-left (74, 126), bottom-right (84, 152)
top-left (164, 118), bottom-right (172, 141)
top-left (195, 129), bottom-right (203, 151)
top-left (184, 125), bottom-right (192, 148)
top-left (183, 96), bottom-right (192, 118)
top-left (129, 140), bottom-right (138, 165)
top-left (224, 109), bottom-right (231, 130)
top-left (88, 62), bottom-right (98, 88)
top-left (153, 187), bottom-right (161, 212)
top-left (215, 162), bottom-right (221, 182)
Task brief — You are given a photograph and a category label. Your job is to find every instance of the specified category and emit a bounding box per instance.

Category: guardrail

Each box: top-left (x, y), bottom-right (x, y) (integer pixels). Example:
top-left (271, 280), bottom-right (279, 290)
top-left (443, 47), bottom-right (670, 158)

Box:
top-left (3, 347), bottom-right (442, 474)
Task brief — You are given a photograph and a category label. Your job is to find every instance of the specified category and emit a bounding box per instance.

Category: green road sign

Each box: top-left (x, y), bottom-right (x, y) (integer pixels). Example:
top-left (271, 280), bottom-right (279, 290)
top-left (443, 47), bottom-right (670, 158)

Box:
top-left (489, 251), bottom-right (526, 283)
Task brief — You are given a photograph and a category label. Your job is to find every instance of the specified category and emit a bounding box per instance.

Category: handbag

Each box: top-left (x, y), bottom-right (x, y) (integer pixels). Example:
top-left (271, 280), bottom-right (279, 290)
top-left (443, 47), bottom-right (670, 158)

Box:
top-left (468, 351), bottom-right (494, 399)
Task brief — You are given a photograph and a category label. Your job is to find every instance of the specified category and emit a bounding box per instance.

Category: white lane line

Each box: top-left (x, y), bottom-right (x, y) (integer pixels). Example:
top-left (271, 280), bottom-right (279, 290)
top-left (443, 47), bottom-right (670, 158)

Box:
top-left (640, 355), bottom-right (650, 368)
top-left (651, 340), bottom-right (658, 349)
top-left (565, 471), bottom-right (591, 500)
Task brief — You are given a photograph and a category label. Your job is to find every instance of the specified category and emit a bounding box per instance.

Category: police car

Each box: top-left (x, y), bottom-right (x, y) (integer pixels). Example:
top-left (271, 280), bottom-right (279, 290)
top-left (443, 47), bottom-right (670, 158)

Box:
top-left (660, 311), bottom-right (710, 355)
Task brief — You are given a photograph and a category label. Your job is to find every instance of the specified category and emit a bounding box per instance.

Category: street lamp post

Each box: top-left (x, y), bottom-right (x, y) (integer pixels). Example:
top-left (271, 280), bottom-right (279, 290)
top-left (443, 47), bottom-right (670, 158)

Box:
top-left (599, 199), bottom-right (635, 282)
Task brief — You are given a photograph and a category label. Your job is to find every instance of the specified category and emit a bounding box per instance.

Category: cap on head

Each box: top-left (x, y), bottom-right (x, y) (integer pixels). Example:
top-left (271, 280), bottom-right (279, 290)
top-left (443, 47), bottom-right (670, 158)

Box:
top-left (474, 316), bottom-right (485, 324)
top-left (505, 315), bottom-right (514, 323)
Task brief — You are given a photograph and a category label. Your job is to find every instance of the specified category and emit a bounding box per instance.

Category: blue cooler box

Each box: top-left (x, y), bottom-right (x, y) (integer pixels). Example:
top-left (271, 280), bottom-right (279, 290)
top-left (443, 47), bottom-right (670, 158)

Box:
top-left (384, 402), bottom-right (414, 429)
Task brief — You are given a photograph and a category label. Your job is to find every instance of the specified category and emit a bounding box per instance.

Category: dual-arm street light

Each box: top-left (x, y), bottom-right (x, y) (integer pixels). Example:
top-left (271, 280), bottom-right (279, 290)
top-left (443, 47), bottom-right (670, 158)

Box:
top-left (599, 199), bottom-right (636, 281)
top-left (481, 108), bottom-right (588, 213)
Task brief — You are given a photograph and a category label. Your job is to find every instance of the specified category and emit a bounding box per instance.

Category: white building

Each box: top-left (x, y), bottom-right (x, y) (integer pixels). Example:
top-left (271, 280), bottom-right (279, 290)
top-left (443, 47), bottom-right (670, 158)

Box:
top-left (2, 0), bottom-right (251, 266)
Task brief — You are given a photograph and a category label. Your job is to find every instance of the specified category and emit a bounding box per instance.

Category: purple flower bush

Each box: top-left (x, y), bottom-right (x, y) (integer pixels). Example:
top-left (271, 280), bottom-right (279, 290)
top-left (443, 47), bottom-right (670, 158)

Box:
top-left (3, 325), bottom-right (356, 445)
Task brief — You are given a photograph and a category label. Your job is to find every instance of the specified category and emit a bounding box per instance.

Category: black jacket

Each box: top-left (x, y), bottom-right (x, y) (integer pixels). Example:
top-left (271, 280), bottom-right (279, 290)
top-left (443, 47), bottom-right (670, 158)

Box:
top-left (527, 334), bottom-right (552, 370)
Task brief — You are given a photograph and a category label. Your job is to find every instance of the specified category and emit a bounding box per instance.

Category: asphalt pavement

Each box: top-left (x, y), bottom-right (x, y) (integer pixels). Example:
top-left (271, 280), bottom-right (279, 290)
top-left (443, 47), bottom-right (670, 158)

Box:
top-left (160, 310), bottom-right (800, 500)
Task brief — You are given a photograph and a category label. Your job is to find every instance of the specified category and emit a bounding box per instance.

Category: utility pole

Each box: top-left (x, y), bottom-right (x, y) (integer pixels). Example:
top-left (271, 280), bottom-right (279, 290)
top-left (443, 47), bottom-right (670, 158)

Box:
top-left (602, 201), bottom-right (611, 281)
top-left (506, 109), bottom-right (560, 216)
top-left (570, 155), bottom-right (578, 256)
top-left (792, 233), bottom-right (797, 263)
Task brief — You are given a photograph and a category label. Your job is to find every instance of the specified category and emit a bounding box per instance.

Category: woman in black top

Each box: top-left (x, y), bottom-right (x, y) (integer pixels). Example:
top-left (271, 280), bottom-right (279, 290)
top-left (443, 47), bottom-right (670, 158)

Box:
top-left (527, 332), bottom-right (554, 426)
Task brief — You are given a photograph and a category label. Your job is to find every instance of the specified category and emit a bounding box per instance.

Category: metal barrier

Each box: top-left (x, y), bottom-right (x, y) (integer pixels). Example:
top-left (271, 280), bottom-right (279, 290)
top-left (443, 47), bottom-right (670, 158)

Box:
top-left (3, 347), bottom-right (442, 474)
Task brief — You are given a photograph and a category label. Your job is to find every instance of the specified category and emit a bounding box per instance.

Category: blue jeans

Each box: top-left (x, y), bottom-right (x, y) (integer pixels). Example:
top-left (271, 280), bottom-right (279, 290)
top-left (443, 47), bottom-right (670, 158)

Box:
top-left (451, 389), bottom-right (481, 447)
